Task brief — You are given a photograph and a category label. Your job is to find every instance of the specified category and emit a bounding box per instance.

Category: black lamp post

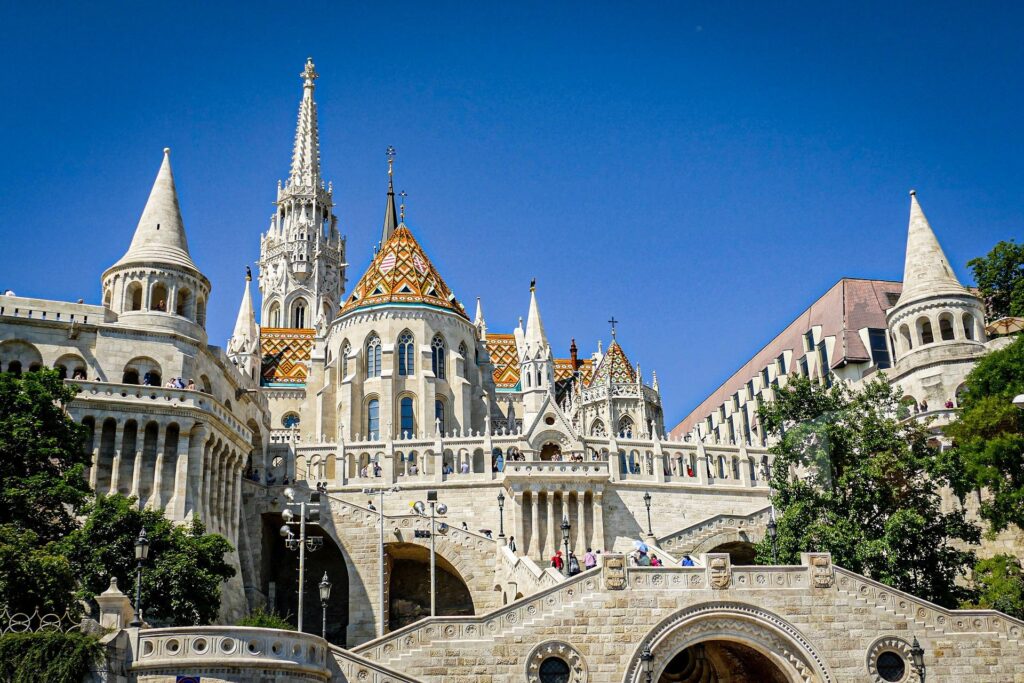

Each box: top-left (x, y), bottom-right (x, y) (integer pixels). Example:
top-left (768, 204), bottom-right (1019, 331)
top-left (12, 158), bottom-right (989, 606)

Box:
top-left (560, 516), bottom-right (571, 575)
top-left (497, 491), bottom-right (506, 539)
top-left (319, 572), bottom-right (332, 640)
top-left (642, 491), bottom-right (653, 537)
top-left (640, 644), bottom-right (653, 683)
top-left (910, 636), bottom-right (925, 682)
top-left (129, 529), bottom-right (150, 628)
top-left (766, 516), bottom-right (778, 564)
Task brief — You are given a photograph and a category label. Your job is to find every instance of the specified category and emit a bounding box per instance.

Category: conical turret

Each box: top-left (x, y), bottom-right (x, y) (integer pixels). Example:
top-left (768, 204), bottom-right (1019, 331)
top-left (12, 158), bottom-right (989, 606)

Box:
top-left (288, 58), bottom-right (321, 191)
top-left (895, 190), bottom-right (968, 305)
top-left (227, 268), bottom-right (261, 380)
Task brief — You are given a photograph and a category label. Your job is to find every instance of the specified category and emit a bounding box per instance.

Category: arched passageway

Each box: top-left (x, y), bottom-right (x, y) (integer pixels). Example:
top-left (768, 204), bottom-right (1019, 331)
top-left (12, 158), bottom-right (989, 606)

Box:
top-left (658, 641), bottom-right (788, 682)
top-left (386, 542), bottom-right (473, 631)
top-left (540, 442), bottom-right (561, 461)
top-left (707, 541), bottom-right (757, 566)
top-left (261, 513), bottom-right (349, 646)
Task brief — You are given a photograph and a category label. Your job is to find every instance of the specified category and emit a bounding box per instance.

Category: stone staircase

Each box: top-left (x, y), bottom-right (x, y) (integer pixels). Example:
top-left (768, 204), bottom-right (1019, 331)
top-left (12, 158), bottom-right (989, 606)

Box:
top-left (657, 506), bottom-right (772, 556)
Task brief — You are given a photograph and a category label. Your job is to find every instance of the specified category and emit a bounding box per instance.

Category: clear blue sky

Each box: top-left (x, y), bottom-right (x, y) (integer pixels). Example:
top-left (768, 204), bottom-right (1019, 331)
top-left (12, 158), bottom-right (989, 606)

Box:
top-left (2, 2), bottom-right (1022, 425)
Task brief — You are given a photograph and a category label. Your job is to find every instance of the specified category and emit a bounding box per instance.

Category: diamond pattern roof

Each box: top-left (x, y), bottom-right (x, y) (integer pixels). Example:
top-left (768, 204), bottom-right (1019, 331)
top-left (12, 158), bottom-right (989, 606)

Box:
top-left (486, 334), bottom-right (521, 389)
top-left (588, 340), bottom-right (636, 386)
top-left (261, 327), bottom-right (314, 385)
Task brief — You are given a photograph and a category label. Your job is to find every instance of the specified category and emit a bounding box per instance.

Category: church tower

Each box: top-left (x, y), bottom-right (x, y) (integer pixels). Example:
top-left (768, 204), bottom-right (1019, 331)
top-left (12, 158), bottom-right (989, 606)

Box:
top-left (258, 58), bottom-right (346, 331)
top-left (886, 191), bottom-right (987, 412)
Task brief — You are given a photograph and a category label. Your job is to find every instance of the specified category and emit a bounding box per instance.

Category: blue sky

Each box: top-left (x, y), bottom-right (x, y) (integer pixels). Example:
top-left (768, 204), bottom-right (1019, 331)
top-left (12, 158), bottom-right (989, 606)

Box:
top-left (1, 2), bottom-right (1022, 425)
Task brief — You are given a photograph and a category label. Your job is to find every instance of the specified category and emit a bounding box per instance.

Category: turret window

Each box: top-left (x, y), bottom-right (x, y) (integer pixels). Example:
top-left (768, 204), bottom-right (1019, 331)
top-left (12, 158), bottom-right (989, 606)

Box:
top-left (939, 314), bottom-right (955, 341)
top-left (917, 317), bottom-right (934, 345)
top-left (431, 335), bottom-right (446, 380)
top-left (963, 313), bottom-right (976, 340)
top-left (367, 399), bottom-right (380, 440)
top-left (268, 302), bottom-right (281, 327)
top-left (366, 335), bottom-right (382, 378)
top-left (340, 341), bottom-right (351, 379)
top-left (618, 416), bottom-right (634, 438)
top-left (398, 331), bottom-right (415, 376)
top-left (126, 282), bottom-right (143, 311)
top-left (175, 288), bottom-right (191, 319)
top-left (292, 299), bottom-right (307, 328)
top-left (151, 283), bottom-right (168, 312)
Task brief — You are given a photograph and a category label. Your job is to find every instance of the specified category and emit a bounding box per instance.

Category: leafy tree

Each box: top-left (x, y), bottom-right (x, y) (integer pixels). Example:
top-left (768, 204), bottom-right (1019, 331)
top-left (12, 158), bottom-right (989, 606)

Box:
top-left (0, 526), bottom-right (76, 615)
top-left (0, 631), bottom-right (103, 683)
top-left (943, 335), bottom-right (1024, 532)
top-left (755, 376), bottom-right (979, 608)
top-left (0, 369), bottom-right (90, 543)
top-left (965, 554), bottom-right (1024, 619)
top-left (61, 494), bottom-right (236, 626)
top-left (968, 239), bottom-right (1024, 320)
top-left (237, 607), bottom-right (294, 630)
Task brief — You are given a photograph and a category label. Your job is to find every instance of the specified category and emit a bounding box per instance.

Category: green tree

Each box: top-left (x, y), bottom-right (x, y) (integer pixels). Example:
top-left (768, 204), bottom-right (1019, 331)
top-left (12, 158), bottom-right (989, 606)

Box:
top-left (0, 526), bottom-right (76, 615)
top-left (967, 239), bottom-right (1024, 320)
top-left (965, 554), bottom-right (1024, 619)
top-left (61, 494), bottom-right (236, 626)
top-left (756, 376), bottom-right (979, 608)
top-left (0, 369), bottom-right (90, 543)
top-left (944, 335), bottom-right (1024, 532)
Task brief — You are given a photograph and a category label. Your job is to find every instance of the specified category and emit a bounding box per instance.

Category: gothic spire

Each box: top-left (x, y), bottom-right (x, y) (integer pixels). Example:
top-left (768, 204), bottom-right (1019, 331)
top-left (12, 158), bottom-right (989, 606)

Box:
top-left (524, 279), bottom-right (549, 355)
top-left (114, 148), bottom-right (199, 272)
top-left (381, 146), bottom-right (398, 245)
top-left (287, 57), bottom-right (321, 190)
top-left (474, 296), bottom-right (487, 338)
top-left (896, 190), bottom-right (967, 305)
top-left (231, 267), bottom-right (259, 347)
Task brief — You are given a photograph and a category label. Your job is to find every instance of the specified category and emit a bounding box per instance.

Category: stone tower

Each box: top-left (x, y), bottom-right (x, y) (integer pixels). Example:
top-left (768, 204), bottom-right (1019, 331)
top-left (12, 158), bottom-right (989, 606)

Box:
top-left (227, 268), bottom-right (261, 382)
top-left (519, 281), bottom-right (555, 422)
top-left (258, 58), bottom-right (346, 331)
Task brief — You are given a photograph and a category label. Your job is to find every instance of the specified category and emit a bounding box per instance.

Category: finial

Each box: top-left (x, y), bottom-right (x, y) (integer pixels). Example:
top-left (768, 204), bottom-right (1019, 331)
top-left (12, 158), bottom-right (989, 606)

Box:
top-left (399, 190), bottom-right (407, 221)
top-left (163, 147), bottom-right (170, 156)
top-left (608, 316), bottom-right (619, 340)
top-left (245, 265), bottom-right (252, 282)
top-left (909, 189), bottom-right (917, 197)
top-left (301, 57), bottom-right (318, 88)
top-left (386, 146), bottom-right (395, 178)
top-left (530, 278), bottom-right (536, 292)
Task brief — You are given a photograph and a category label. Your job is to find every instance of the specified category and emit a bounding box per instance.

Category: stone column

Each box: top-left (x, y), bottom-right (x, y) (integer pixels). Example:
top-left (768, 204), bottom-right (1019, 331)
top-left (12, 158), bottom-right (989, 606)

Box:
top-left (170, 424), bottom-right (192, 520)
top-left (130, 436), bottom-right (144, 499)
top-left (230, 455), bottom-right (241, 541)
top-left (575, 489), bottom-right (586, 552)
top-left (200, 442), bottom-right (212, 527)
top-left (512, 489), bottom-right (525, 552)
top-left (209, 446), bottom-right (221, 534)
top-left (697, 454), bottom-right (708, 485)
top-left (593, 490), bottom-right (606, 551)
top-left (546, 488), bottom-right (556, 558)
top-left (109, 421), bottom-right (125, 495)
top-left (529, 488), bottom-right (540, 559)
top-left (184, 425), bottom-right (207, 519)
top-left (87, 417), bottom-right (100, 489)
top-left (151, 424), bottom-right (168, 510)
top-left (654, 452), bottom-right (666, 483)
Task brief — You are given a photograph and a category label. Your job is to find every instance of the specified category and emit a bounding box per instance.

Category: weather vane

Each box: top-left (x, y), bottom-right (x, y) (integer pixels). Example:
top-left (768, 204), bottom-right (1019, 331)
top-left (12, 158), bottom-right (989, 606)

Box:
top-left (399, 190), bottom-right (407, 221)
top-left (386, 146), bottom-right (395, 178)
top-left (608, 316), bottom-right (619, 340)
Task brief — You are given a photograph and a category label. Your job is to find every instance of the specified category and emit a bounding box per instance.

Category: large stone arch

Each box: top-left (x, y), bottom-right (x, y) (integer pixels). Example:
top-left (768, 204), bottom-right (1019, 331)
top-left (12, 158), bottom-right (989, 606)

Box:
top-left (384, 541), bottom-right (474, 630)
top-left (690, 527), bottom-right (764, 564)
top-left (622, 602), bottom-right (833, 683)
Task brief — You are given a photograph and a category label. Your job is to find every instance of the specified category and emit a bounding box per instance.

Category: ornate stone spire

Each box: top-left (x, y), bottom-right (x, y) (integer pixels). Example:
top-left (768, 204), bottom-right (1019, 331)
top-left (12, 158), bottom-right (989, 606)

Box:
top-left (288, 58), bottom-right (321, 191)
top-left (228, 267), bottom-right (260, 377)
top-left (114, 148), bottom-right (199, 272)
top-left (474, 296), bottom-right (487, 338)
top-left (524, 279), bottom-right (549, 356)
top-left (381, 146), bottom-right (398, 245)
top-left (896, 190), bottom-right (967, 305)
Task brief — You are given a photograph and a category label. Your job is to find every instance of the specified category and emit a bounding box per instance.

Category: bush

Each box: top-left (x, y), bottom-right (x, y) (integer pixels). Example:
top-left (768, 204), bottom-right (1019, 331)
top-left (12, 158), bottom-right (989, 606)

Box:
top-left (237, 607), bottom-right (294, 631)
top-left (0, 631), bottom-right (104, 683)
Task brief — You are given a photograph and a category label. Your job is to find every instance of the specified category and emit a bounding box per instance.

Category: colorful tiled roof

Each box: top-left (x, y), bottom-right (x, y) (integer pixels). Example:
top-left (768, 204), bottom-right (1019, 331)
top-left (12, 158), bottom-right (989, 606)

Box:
top-left (588, 340), bottom-right (636, 386)
top-left (261, 327), bottom-right (314, 385)
top-left (340, 224), bottom-right (468, 319)
top-left (487, 334), bottom-right (521, 389)
top-left (554, 358), bottom-right (593, 383)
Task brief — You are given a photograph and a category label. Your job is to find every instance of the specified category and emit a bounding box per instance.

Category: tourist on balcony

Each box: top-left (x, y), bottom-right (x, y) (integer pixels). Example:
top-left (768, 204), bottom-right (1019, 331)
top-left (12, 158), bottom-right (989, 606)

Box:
top-left (583, 548), bottom-right (597, 570)
top-left (359, 464), bottom-right (368, 478)
top-left (373, 462), bottom-right (382, 477)
top-left (681, 555), bottom-right (695, 566)
top-left (460, 461), bottom-right (470, 474)
top-left (945, 398), bottom-right (955, 409)
top-left (920, 399), bottom-right (929, 412)
top-left (567, 552), bottom-right (581, 575)
top-left (507, 536), bottom-right (517, 552)
top-left (367, 500), bottom-right (376, 511)
top-left (650, 554), bottom-right (662, 567)
top-left (143, 371), bottom-right (154, 386)
top-left (187, 378), bottom-right (196, 390)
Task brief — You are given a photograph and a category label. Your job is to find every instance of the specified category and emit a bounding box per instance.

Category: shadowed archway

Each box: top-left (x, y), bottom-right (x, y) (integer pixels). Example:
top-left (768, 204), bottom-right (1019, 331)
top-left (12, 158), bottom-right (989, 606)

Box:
top-left (386, 542), bottom-right (474, 630)
top-left (658, 641), bottom-right (789, 682)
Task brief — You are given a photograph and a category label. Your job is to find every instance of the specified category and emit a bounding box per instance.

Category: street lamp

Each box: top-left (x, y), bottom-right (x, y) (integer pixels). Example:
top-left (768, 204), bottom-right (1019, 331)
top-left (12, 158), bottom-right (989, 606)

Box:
top-left (910, 636), bottom-right (926, 682)
top-left (413, 491), bottom-right (448, 616)
top-left (362, 485), bottom-right (400, 638)
top-left (642, 491), bottom-right (653, 537)
top-left (129, 529), bottom-right (150, 628)
top-left (560, 516), bottom-right (571, 575)
top-left (639, 644), bottom-right (654, 683)
top-left (280, 487), bottom-right (324, 632)
top-left (497, 491), bottom-right (506, 539)
top-left (766, 515), bottom-right (778, 564)
top-left (318, 572), bottom-right (332, 640)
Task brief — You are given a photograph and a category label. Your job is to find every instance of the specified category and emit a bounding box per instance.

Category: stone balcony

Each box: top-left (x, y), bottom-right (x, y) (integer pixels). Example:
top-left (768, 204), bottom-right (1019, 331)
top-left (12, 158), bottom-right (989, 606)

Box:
top-left (502, 460), bottom-right (609, 481)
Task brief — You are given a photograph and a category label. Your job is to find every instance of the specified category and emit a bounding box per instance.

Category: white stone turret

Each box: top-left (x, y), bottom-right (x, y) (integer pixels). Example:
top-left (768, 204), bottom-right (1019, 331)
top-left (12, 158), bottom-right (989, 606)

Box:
top-left (227, 268), bottom-right (261, 381)
top-left (258, 58), bottom-right (346, 331)
top-left (520, 281), bottom-right (554, 420)
top-left (101, 148), bottom-right (210, 340)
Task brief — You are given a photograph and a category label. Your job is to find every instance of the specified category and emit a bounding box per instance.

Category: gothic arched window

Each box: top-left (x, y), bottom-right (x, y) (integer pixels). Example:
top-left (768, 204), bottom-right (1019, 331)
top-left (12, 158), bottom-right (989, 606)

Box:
top-left (367, 399), bottom-right (380, 440)
top-left (400, 396), bottom-right (415, 438)
top-left (431, 335), bottom-right (446, 380)
top-left (292, 299), bottom-right (308, 328)
top-left (268, 302), bottom-right (281, 327)
top-left (590, 420), bottom-right (606, 437)
top-left (398, 331), bottom-right (415, 376)
top-left (458, 341), bottom-right (468, 377)
top-left (434, 399), bottom-right (445, 435)
top-left (340, 341), bottom-right (351, 379)
top-left (617, 416), bottom-right (634, 438)
top-left (366, 335), bottom-right (382, 378)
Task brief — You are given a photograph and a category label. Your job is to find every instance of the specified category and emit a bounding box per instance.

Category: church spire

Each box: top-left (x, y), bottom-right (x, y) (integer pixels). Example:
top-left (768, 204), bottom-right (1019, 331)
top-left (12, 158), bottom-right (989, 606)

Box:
top-left (474, 296), bottom-right (487, 338)
top-left (524, 279), bottom-right (549, 355)
top-left (381, 146), bottom-right (398, 245)
top-left (227, 267), bottom-right (261, 379)
top-left (114, 148), bottom-right (199, 272)
top-left (287, 58), bottom-right (321, 190)
top-left (896, 190), bottom-right (967, 305)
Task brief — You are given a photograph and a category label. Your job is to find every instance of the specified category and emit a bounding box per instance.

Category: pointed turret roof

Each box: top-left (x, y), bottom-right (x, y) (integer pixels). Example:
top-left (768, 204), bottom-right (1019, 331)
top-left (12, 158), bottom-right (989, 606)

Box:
top-left (287, 58), bottom-right (321, 191)
top-left (230, 269), bottom-right (259, 349)
top-left (895, 190), bottom-right (967, 305)
top-left (523, 280), bottom-right (549, 354)
top-left (588, 339), bottom-right (636, 386)
top-left (340, 224), bottom-right (468, 318)
top-left (381, 147), bottom-right (398, 245)
top-left (113, 148), bottom-right (199, 272)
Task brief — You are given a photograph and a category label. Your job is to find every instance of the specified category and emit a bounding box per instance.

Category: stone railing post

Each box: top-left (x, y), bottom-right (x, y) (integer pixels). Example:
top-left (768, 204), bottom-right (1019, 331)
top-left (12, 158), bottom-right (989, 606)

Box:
top-left (96, 577), bottom-right (135, 630)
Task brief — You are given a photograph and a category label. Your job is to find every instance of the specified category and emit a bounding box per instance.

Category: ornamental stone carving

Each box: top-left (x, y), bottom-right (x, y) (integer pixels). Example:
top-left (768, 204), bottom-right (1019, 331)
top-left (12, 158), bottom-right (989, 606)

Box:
top-left (602, 554), bottom-right (627, 590)
top-left (707, 553), bottom-right (731, 590)
top-left (805, 552), bottom-right (834, 588)
top-left (526, 640), bottom-right (589, 683)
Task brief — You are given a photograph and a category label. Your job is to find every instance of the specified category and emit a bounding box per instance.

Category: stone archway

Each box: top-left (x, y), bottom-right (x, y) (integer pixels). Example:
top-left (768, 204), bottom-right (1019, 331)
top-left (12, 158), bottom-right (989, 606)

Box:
top-left (707, 540), bottom-right (758, 566)
top-left (624, 602), bottom-right (833, 683)
top-left (385, 542), bottom-right (474, 630)
top-left (540, 442), bottom-right (562, 461)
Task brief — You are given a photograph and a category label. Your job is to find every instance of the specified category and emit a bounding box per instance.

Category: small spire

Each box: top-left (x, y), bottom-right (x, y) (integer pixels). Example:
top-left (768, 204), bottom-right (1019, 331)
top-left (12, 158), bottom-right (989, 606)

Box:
top-left (381, 146), bottom-right (398, 244)
top-left (474, 297), bottom-right (487, 338)
top-left (301, 57), bottom-right (318, 90)
top-left (288, 58), bottom-right (322, 189)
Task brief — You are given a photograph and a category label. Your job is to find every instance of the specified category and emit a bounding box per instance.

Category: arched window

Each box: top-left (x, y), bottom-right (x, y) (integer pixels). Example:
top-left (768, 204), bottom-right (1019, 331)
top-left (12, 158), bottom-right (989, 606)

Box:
top-left (366, 335), bottom-right (382, 378)
top-left (398, 331), bottom-right (415, 376)
top-left (899, 324), bottom-right (913, 352)
top-left (292, 299), bottom-right (307, 328)
top-left (103, 289), bottom-right (112, 308)
top-left (122, 369), bottom-right (139, 385)
top-left (127, 282), bottom-right (143, 311)
top-left (151, 283), bottom-right (168, 312)
top-left (268, 302), bottom-right (281, 327)
top-left (282, 413), bottom-right (300, 428)
top-left (617, 416), bottom-right (634, 438)
top-left (435, 399), bottom-right (445, 435)
top-left (431, 335), bottom-right (446, 380)
top-left (590, 420), bottom-right (606, 437)
top-left (367, 399), bottom-right (380, 440)
top-left (196, 298), bottom-right (206, 327)
top-left (963, 313), bottom-right (976, 340)
top-left (340, 341), bottom-right (351, 379)
top-left (5, 360), bottom-right (21, 376)
top-left (400, 397), bottom-right (415, 438)
top-left (458, 341), bottom-right (468, 377)
top-left (939, 313), bottom-right (955, 341)
top-left (918, 317), bottom-right (934, 345)
top-left (175, 288), bottom-right (191, 318)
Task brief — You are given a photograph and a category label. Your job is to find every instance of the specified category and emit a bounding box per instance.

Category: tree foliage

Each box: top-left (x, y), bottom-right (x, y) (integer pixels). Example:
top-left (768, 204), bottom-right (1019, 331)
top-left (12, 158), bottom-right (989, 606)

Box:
top-left (967, 239), bottom-right (1024, 320)
top-left (61, 494), bottom-right (236, 626)
top-left (237, 606), bottom-right (294, 630)
top-left (0, 525), bottom-right (76, 615)
top-left (0, 369), bottom-right (90, 543)
top-left (965, 554), bottom-right (1024, 620)
top-left (0, 631), bottom-right (104, 683)
top-left (756, 376), bottom-right (979, 608)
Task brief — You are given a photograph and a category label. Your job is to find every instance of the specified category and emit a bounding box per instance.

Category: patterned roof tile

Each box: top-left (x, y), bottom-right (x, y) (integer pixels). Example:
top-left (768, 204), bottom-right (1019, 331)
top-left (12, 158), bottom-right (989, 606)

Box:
top-left (261, 327), bottom-right (314, 385)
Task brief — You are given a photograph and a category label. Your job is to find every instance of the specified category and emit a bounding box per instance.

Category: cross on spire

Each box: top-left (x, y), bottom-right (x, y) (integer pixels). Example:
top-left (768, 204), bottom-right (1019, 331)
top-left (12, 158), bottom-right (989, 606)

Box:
top-left (399, 190), bottom-right (407, 222)
top-left (608, 316), bottom-right (619, 340)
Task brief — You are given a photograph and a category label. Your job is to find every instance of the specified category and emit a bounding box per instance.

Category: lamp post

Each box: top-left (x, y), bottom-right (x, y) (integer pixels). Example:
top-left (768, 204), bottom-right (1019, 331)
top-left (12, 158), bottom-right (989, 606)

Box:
top-left (766, 515), bottom-right (778, 564)
top-left (640, 644), bottom-right (653, 683)
top-left (560, 516), bottom-right (571, 575)
top-left (910, 636), bottom-right (926, 682)
top-left (280, 487), bottom-right (324, 633)
top-left (414, 491), bottom-right (448, 616)
top-left (318, 572), bottom-right (332, 640)
top-left (642, 491), bottom-right (653, 537)
top-left (497, 491), bottom-right (506, 539)
top-left (129, 529), bottom-right (150, 628)
top-left (363, 485), bottom-right (400, 638)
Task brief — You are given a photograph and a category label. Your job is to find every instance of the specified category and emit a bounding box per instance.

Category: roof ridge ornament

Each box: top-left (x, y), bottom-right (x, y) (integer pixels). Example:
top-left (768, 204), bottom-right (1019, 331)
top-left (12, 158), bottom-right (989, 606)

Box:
top-left (301, 57), bottom-right (318, 90)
